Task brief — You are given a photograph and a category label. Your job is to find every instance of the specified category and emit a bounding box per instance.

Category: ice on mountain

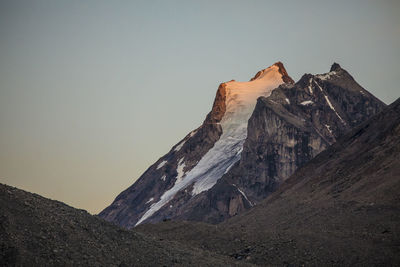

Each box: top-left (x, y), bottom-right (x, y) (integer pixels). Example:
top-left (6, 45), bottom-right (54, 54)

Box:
top-left (316, 71), bottom-right (337, 81)
top-left (174, 140), bottom-right (186, 152)
top-left (232, 184), bottom-right (253, 207)
top-left (314, 80), bottom-right (346, 125)
top-left (300, 100), bottom-right (313, 105)
top-left (156, 160), bottom-right (167, 169)
top-left (325, 124), bottom-right (333, 135)
top-left (174, 158), bottom-right (186, 185)
top-left (135, 64), bottom-right (285, 226)
top-left (324, 95), bottom-right (345, 124)
top-left (189, 129), bottom-right (198, 137)
top-left (308, 78), bottom-right (313, 94)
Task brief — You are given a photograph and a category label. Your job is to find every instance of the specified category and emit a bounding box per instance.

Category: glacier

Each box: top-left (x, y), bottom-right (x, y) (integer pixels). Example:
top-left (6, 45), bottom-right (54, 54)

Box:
top-left (135, 64), bottom-right (285, 226)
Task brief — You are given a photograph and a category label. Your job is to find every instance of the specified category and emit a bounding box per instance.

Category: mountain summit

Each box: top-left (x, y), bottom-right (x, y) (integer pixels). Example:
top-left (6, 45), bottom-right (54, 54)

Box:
top-left (99, 63), bottom-right (385, 228)
top-left (251, 61), bottom-right (294, 84)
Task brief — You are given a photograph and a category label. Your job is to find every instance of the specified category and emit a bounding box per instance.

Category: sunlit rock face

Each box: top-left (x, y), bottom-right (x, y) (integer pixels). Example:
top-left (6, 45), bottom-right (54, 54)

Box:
top-left (223, 64), bottom-right (386, 205)
top-left (99, 63), bottom-right (385, 227)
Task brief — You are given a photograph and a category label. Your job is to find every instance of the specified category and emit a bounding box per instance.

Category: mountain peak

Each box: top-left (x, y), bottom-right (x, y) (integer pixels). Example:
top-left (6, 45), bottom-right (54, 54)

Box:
top-left (100, 62), bottom-right (386, 228)
top-left (250, 62), bottom-right (294, 84)
top-left (330, 62), bottom-right (342, 72)
top-left (273, 61), bottom-right (294, 84)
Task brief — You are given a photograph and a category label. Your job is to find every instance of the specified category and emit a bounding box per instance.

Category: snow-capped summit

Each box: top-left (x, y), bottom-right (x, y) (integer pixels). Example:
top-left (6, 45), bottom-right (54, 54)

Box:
top-left (99, 63), bottom-right (385, 228)
top-left (250, 62), bottom-right (294, 84)
top-left (135, 63), bottom-right (292, 225)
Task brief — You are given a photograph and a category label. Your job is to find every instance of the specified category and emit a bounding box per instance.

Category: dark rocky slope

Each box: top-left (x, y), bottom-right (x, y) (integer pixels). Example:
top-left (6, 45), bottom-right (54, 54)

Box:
top-left (218, 63), bottom-right (385, 204)
top-left (138, 97), bottom-right (400, 266)
top-left (100, 62), bottom-right (295, 228)
top-left (0, 184), bottom-right (247, 266)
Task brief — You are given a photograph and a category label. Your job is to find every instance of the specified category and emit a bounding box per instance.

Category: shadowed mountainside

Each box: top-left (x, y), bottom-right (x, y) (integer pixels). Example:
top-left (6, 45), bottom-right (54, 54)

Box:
top-left (100, 63), bottom-right (385, 227)
top-left (137, 97), bottom-right (400, 266)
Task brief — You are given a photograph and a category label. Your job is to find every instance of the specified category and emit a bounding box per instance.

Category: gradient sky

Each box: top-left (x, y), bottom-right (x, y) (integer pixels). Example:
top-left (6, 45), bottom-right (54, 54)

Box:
top-left (1, 0), bottom-right (399, 214)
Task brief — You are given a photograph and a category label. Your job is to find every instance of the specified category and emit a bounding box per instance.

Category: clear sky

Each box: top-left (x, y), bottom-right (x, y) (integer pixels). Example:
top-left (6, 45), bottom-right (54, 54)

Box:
top-left (1, 0), bottom-right (399, 214)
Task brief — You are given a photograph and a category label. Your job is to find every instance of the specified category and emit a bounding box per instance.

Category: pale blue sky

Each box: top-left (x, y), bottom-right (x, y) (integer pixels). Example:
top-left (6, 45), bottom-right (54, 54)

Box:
top-left (1, 0), bottom-right (399, 213)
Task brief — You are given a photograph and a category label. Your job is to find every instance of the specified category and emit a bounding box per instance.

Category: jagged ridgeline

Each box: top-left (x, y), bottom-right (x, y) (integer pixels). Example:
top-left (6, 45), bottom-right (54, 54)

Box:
top-left (99, 62), bottom-right (385, 228)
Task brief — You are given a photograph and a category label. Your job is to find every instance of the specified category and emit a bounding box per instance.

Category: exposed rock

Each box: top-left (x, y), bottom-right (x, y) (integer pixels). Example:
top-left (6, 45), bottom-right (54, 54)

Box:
top-left (138, 97), bottom-right (400, 266)
top-left (98, 81), bottom-right (227, 228)
top-left (143, 64), bottom-right (385, 224)
top-left (100, 63), bottom-right (385, 227)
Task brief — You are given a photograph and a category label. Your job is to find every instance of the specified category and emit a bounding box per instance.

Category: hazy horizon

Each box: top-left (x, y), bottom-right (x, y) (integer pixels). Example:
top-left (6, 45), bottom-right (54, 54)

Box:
top-left (1, 0), bottom-right (399, 214)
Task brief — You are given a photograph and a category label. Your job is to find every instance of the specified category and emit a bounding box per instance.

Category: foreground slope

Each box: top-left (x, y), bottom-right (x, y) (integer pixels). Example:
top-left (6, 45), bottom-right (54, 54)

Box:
top-left (101, 62), bottom-right (385, 227)
top-left (0, 184), bottom-right (245, 266)
top-left (138, 97), bottom-right (400, 266)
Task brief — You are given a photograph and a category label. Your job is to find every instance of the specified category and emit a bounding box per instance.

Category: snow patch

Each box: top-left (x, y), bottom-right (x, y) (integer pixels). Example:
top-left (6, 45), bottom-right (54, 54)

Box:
top-left (314, 81), bottom-right (346, 125)
top-left (145, 198), bottom-right (154, 204)
top-left (156, 160), bottom-right (167, 170)
top-left (235, 146), bottom-right (243, 156)
top-left (315, 81), bottom-right (324, 92)
top-left (325, 124), bottom-right (333, 135)
top-left (174, 140), bottom-right (186, 152)
top-left (316, 71), bottom-right (337, 81)
top-left (175, 158), bottom-right (186, 185)
top-left (308, 78), bottom-right (313, 94)
top-left (300, 100), bottom-right (314, 106)
top-left (189, 129), bottom-right (197, 137)
top-left (232, 184), bottom-right (253, 207)
top-left (285, 98), bottom-right (290, 104)
top-left (135, 64), bottom-right (285, 226)
top-left (160, 175), bottom-right (166, 181)
top-left (324, 95), bottom-right (346, 124)
top-left (175, 130), bottom-right (198, 152)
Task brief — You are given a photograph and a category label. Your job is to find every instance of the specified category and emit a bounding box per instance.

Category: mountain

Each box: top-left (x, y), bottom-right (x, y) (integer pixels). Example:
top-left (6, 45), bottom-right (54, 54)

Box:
top-left (137, 97), bottom-right (400, 266)
top-left (0, 183), bottom-right (245, 266)
top-left (100, 62), bottom-right (385, 228)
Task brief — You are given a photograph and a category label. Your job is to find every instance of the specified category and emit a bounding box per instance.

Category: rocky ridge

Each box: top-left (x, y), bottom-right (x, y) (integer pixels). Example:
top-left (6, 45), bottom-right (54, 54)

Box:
top-left (138, 97), bottom-right (400, 266)
top-left (100, 63), bottom-right (385, 227)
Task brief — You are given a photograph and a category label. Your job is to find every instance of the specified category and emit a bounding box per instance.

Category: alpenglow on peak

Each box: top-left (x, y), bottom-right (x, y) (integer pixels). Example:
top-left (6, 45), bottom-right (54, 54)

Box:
top-left (99, 62), bottom-right (384, 228)
top-left (134, 62), bottom-right (292, 225)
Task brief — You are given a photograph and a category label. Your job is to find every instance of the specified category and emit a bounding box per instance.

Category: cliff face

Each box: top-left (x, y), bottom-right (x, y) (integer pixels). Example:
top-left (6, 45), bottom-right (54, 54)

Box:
top-left (137, 98), bottom-right (400, 267)
top-left (223, 64), bottom-right (386, 204)
top-left (98, 84), bottom-right (225, 227)
top-left (146, 63), bottom-right (386, 224)
top-left (100, 62), bottom-right (291, 228)
top-left (100, 63), bottom-right (385, 227)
